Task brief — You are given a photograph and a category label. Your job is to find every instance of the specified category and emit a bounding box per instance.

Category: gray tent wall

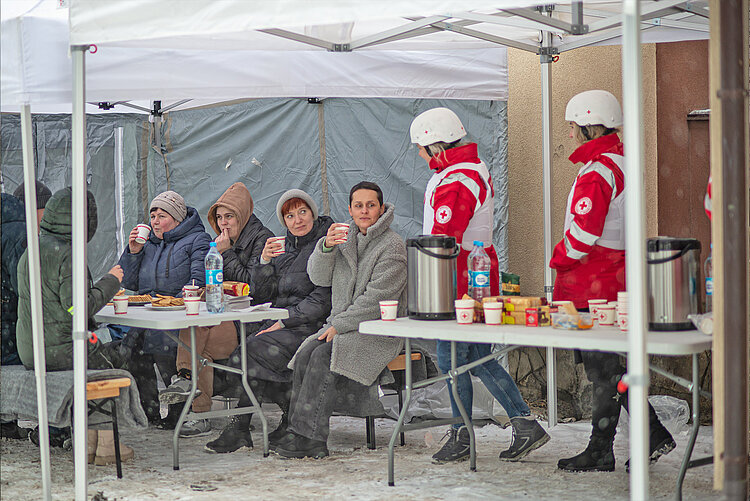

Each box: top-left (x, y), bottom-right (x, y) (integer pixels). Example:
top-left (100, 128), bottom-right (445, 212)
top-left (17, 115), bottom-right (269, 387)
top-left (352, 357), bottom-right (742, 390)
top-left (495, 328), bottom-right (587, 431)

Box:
top-left (2, 98), bottom-right (507, 275)
top-left (1, 113), bottom-right (146, 278)
top-left (164, 98), bottom-right (508, 269)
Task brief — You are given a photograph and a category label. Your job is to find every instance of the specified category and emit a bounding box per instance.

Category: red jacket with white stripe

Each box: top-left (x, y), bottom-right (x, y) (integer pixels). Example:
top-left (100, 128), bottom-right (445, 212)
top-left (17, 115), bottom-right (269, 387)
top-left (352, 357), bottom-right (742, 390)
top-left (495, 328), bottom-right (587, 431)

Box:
top-left (423, 143), bottom-right (500, 298)
top-left (550, 134), bottom-right (626, 308)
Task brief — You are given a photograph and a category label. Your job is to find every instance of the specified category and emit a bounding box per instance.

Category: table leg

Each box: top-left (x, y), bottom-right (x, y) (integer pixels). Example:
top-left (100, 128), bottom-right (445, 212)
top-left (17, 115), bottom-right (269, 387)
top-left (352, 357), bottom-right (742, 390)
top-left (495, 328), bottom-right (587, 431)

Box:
top-left (546, 346), bottom-right (557, 427)
top-left (172, 326), bottom-right (199, 470)
top-left (238, 322), bottom-right (268, 457)
top-left (675, 354), bottom-right (701, 501)
top-left (388, 338), bottom-right (413, 487)
top-left (451, 341), bottom-right (476, 472)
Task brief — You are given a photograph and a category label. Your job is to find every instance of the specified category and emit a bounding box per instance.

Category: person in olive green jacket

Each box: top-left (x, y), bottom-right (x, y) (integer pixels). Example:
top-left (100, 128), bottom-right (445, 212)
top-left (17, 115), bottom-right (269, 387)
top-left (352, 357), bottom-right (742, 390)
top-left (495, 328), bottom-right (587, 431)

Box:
top-left (15, 187), bottom-right (124, 371)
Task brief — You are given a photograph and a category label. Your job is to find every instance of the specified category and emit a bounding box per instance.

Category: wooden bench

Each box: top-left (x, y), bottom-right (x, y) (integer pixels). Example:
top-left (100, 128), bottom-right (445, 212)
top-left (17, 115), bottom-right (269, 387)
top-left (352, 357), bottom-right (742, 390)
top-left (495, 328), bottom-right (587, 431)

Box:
top-left (365, 353), bottom-right (423, 450)
top-left (87, 377), bottom-right (131, 478)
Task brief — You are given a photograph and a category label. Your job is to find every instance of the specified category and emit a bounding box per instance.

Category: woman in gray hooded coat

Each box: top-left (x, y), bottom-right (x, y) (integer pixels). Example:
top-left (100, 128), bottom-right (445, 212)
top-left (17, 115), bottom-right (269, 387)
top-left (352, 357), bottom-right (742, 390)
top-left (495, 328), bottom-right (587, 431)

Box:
top-left (274, 181), bottom-right (407, 459)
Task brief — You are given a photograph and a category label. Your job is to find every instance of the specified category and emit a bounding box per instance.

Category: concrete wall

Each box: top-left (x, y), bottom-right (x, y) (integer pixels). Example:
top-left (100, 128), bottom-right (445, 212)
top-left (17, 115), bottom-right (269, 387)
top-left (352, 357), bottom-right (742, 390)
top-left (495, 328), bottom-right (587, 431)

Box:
top-left (506, 44), bottom-right (658, 297)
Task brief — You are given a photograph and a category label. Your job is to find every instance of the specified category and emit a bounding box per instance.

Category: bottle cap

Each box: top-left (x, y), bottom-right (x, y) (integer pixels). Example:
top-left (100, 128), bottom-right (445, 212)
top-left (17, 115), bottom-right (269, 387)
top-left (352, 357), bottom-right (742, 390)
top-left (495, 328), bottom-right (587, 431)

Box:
top-left (210, 242), bottom-right (217, 247)
top-left (473, 240), bottom-right (483, 247)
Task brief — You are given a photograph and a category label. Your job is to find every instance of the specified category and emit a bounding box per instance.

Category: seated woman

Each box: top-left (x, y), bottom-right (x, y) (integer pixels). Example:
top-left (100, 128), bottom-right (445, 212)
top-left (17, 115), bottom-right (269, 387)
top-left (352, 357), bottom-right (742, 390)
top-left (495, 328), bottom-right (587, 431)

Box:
top-left (16, 187), bottom-right (134, 465)
top-left (117, 190), bottom-right (212, 422)
top-left (205, 189), bottom-right (333, 453)
top-left (159, 182), bottom-right (273, 437)
top-left (273, 181), bottom-right (407, 459)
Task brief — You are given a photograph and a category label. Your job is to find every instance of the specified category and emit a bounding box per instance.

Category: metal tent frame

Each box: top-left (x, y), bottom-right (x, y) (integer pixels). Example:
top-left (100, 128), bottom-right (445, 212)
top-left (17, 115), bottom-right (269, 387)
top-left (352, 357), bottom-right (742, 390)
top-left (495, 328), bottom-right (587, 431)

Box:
top-left (13, 2), bottom-right (720, 500)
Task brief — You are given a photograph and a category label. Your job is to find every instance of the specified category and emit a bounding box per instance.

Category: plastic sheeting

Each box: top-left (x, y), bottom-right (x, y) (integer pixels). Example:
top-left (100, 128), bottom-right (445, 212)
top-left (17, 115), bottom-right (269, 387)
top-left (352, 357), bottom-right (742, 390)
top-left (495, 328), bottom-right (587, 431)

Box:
top-left (1, 97), bottom-right (509, 275)
top-left (161, 98), bottom-right (509, 272)
top-left (0, 113), bottom-right (148, 279)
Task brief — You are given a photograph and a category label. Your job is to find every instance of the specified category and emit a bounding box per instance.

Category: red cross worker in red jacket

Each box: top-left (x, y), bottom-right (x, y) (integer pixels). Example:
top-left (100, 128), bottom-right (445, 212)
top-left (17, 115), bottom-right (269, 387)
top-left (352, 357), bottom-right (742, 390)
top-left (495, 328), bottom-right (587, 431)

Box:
top-left (554, 90), bottom-right (675, 473)
top-left (410, 108), bottom-right (550, 464)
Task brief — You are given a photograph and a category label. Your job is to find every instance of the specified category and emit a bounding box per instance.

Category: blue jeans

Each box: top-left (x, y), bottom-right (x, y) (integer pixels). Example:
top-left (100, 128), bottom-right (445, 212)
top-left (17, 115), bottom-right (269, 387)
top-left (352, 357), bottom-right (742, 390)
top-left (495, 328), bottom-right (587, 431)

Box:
top-left (436, 340), bottom-right (530, 428)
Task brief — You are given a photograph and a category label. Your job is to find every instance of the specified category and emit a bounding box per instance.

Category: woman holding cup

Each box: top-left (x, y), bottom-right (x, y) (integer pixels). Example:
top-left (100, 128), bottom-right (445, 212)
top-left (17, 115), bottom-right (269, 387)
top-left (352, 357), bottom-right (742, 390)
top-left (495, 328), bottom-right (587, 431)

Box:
top-left (551, 91), bottom-right (674, 472)
top-left (159, 182), bottom-right (274, 437)
top-left (117, 190), bottom-right (213, 424)
top-left (206, 189), bottom-right (334, 453)
top-left (410, 108), bottom-right (549, 463)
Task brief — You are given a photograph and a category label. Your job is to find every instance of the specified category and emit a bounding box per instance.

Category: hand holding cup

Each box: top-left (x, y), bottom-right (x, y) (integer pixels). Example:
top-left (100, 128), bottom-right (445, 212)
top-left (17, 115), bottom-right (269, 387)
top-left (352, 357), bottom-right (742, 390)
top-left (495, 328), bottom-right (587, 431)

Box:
top-left (129, 224), bottom-right (150, 254)
top-left (261, 236), bottom-right (285, 261)
top-left (325, 223), bottom-right (349, 248)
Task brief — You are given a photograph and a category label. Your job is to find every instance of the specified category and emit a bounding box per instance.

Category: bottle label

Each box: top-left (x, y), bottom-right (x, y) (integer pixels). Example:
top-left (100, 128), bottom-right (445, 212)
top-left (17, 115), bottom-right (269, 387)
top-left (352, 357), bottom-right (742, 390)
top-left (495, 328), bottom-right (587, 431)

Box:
top-left (206, 269), bottom-right (223, 286)
top-left (469, 270), bottom-right (490, 288)
top-left (705, 277), bottom-right (713, 296)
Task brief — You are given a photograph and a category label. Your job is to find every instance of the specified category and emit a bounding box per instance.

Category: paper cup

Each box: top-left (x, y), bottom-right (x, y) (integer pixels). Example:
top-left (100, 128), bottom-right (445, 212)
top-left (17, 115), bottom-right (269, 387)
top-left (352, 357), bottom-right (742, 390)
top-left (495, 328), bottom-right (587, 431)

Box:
top-left (588, 299), bottom-right (608, 319)
top-left (135, 224), bottom-right (151, 244)
top-left (483, 302), bottom-right (503, 325)
top-left (113, 296), bottom-right (129, 314)
top-left (334, 223), bottom-right (350, 243)
top-left (597, 305), bottom-right (616, 325)
top-left (455, 299), bottom-right (475, 324)
top-left (271, 236), bottom-right (286, 255)
top-left (379, 300), bottom-right (398, 321)
top-left (618, 313), bottom-right (629, 331)
top-left (185, 297), bottom-right (201, 315)
top-left (182, 285), bottom-right (200, 298)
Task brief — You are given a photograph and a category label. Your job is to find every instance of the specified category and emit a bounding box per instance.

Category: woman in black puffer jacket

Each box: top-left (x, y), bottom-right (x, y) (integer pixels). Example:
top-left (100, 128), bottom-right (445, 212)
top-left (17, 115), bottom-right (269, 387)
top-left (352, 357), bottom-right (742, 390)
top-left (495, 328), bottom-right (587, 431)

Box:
top-left (206, 189), bottom-right (333, 454)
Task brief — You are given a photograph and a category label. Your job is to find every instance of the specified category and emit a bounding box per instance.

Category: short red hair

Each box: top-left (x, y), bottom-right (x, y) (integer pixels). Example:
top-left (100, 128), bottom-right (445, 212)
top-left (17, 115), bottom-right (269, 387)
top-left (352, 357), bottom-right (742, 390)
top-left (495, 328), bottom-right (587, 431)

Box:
top-left (280, 197), bottom-right (310, 217)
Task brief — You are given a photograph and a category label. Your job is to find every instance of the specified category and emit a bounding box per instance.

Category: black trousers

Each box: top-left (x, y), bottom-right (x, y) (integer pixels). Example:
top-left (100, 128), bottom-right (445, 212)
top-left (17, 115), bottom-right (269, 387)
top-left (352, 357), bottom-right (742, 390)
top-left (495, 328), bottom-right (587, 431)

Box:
top-left (287, 340), bottom-right (367, 442)
top-left (579, 350), bottom-right (662, 441)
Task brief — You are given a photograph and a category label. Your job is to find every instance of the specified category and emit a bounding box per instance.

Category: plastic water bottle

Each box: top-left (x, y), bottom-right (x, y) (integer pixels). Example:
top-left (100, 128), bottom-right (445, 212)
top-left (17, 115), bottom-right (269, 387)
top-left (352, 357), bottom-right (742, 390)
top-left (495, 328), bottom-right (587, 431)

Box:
top-left (704, 244), bottom-right (713, 313)
top-left (205, 242), bottom-right (224, 313)
top-left (468, 240), bottom-right (491, 301)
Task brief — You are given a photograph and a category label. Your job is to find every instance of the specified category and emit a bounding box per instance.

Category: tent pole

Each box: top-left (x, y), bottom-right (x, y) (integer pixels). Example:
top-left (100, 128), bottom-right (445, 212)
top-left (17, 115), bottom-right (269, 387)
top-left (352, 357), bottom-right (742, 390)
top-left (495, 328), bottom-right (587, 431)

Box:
top-left (21, 104), bottom-right (52, 501)
top-left (540, 23), bottom-right (556, 428)
top-left (717, 0), bottom-right (749, 498)
top-left (71, 45), bottom-right (89, 501)
top-left (622, 1), bottom-right (649, 499)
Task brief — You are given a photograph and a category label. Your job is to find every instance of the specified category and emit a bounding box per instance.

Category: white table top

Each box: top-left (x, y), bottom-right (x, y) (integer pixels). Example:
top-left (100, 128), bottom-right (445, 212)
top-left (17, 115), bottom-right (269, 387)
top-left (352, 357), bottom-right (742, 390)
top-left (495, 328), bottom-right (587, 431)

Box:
top-left (95, 304), bottom-right (288, 330)
top-left (359, 318), bottom-right (712, 356)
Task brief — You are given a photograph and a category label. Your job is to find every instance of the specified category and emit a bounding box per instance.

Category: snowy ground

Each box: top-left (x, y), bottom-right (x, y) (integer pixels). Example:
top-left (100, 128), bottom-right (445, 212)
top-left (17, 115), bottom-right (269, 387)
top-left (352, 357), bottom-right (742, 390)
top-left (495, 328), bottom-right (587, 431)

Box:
top-left (1, 407), bottom-right (718, 501)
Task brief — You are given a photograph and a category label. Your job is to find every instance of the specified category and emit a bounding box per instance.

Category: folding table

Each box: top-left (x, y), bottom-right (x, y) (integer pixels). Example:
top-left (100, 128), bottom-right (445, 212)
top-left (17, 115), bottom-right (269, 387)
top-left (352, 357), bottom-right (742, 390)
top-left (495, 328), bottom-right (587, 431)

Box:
top-left (95, 303), bottom-right (288, 469)
top-left (359, 318), bottom-right (711, 495)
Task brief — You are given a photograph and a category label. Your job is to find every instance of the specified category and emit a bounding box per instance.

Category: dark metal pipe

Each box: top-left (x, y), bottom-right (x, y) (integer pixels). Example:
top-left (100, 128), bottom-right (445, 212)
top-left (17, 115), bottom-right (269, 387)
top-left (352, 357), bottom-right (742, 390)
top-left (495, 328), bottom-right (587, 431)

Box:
top-left (719, 1), bottom-right (749, 499)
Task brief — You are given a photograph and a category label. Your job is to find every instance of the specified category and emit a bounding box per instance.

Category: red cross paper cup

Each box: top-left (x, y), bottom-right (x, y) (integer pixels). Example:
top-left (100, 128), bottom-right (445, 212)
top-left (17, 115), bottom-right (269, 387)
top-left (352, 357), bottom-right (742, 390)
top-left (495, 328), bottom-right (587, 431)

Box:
top-left (455, 299), bottom-right (475, 324)
top-left (379, 300), bottom-right (398, 321)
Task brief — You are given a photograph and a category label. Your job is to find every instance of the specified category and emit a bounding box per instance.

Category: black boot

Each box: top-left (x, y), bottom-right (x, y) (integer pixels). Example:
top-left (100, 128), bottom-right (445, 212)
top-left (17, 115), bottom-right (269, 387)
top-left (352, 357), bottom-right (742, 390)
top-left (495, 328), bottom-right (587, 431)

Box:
top-left (431, 426), bottom-right (471, 464)
top-left (625, 422), bottom-right (676, 471)
top-left (274, 431), bottom-right (329, 459)
top-left (0, 421), bottom-right (29, 440)
top-left (204, 415), bottom-right (253, 454)
top-left (558, 436), bottom-right (615, 472)
top-left (499, 416), bottom-right (551, 461)
top-left (268, 414), bottom-right (290, 449)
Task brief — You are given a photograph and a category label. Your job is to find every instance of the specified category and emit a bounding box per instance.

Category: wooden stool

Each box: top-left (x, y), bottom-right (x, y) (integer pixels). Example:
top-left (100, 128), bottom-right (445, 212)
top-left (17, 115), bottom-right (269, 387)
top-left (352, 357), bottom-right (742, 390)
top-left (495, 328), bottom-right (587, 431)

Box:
top-left (365, 353), bottom-right (422, 450)
top-left (87, 377), bottom-right (131, 478)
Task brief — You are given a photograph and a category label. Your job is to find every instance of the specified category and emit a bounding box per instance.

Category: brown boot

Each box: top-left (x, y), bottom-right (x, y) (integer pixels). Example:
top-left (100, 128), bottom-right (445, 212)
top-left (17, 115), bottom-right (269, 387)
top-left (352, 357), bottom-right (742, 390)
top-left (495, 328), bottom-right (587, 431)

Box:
top-left (87, 429), bottom-right (98, 464)
top-left (94, 430), bottom-right (134, 465)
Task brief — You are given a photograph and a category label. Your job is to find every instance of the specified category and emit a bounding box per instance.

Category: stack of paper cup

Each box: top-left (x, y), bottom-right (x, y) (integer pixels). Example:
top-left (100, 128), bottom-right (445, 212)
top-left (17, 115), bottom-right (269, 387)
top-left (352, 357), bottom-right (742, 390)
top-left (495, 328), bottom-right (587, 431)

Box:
top-left (617, 291), bottom-right (628, 331)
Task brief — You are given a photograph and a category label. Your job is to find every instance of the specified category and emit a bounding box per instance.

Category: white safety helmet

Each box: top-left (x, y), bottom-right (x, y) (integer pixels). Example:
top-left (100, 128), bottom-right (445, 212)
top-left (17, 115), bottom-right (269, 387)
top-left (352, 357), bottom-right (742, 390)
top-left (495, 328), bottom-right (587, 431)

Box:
top-left (410, 107), bottom-right (467, 146)
top-left (565, 90), bottom-right (623, 128)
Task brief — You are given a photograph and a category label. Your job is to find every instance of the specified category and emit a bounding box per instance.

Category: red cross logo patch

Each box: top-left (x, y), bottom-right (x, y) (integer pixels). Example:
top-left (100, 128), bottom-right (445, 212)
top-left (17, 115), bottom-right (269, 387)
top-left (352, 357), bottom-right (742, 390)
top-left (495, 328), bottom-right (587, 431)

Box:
top-left (435, 205), bottom-right (452, 224)
top-left (575, 197), bottom-right (593, 215)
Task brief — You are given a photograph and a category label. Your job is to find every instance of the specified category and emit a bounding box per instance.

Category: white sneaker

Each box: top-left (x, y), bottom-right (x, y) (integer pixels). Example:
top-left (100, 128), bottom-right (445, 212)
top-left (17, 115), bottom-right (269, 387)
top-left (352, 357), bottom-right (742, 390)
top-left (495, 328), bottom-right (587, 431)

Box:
top-left (179, 419), bottom-right (212, 438)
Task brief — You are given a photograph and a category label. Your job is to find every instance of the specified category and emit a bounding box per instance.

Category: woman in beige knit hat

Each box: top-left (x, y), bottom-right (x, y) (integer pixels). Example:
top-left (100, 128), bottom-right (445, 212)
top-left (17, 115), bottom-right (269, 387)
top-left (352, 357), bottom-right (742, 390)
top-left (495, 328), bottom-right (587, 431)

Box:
top-left (159, 182), bottom-right (275, 438)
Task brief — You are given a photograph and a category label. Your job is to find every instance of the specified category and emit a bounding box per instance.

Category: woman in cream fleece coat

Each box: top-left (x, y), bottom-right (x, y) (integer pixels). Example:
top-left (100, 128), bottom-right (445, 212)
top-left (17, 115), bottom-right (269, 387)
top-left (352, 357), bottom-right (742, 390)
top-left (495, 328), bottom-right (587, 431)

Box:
top-left (275, 181), bottom-right (407, 459)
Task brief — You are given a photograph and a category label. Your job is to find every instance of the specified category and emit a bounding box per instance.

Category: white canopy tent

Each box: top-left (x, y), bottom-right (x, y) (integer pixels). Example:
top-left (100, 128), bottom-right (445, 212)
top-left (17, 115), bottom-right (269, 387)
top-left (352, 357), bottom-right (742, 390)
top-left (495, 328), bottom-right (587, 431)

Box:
top-left (1, 1), bottom-right (712, 500)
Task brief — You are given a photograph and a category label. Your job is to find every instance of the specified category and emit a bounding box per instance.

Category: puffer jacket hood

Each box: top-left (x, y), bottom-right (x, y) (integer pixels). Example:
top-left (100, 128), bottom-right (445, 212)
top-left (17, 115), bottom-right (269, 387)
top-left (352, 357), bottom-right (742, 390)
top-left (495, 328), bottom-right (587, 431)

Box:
top-left (40, 187), bottom-right (98, 242)
top-left (207, 182), bottom-right (253, 236)
top-left (2, 193), bottom-right (25, 225)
